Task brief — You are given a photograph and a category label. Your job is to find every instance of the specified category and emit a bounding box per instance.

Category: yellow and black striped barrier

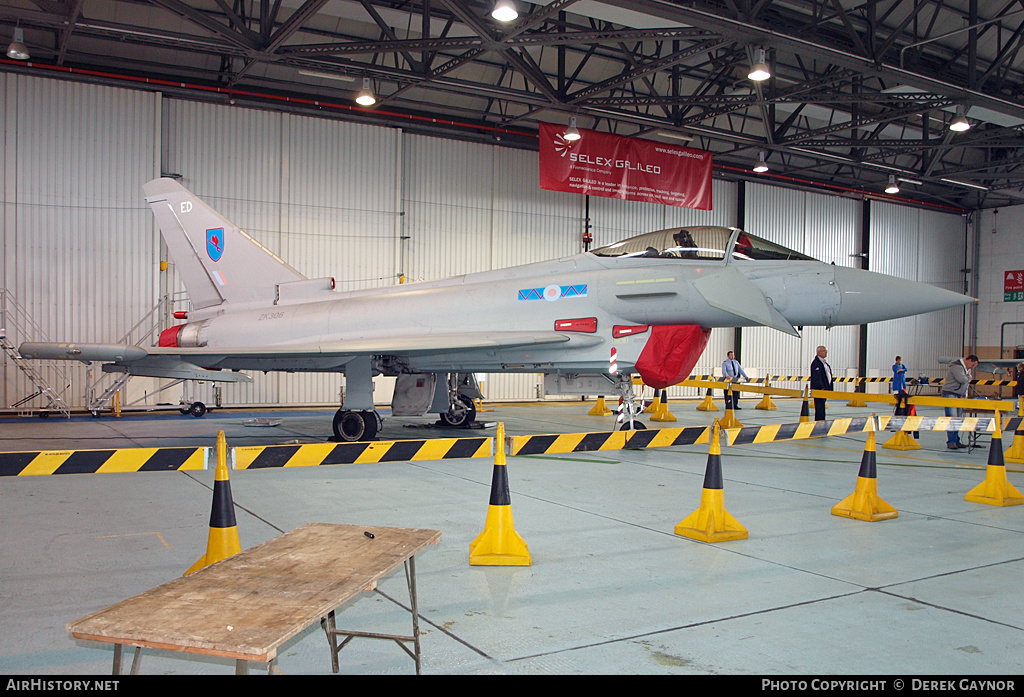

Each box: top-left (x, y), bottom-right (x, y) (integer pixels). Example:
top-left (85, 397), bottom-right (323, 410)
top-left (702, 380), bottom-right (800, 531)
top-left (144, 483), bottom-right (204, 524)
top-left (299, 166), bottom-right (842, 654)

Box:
top-left (506, 415), bottom-right (1024, 456)
top-left (508, 426), bottom-right (712, 456)
top-left (233, 436), bottom-right (492, 469)
top-left (0, 447), bottom-right (208, 476)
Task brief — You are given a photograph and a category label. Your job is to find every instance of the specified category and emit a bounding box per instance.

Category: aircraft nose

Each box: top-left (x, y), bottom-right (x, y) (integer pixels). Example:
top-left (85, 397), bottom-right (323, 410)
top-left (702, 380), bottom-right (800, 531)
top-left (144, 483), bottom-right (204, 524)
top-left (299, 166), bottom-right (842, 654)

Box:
top-left (832, 266), bottom-right (974, 324)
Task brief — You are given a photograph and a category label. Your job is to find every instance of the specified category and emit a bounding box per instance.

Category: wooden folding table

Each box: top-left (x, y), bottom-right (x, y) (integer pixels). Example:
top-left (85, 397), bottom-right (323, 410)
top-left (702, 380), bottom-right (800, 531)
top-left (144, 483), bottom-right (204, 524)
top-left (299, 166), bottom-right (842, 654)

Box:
top-left (67, 523), bottom-right (441, 674)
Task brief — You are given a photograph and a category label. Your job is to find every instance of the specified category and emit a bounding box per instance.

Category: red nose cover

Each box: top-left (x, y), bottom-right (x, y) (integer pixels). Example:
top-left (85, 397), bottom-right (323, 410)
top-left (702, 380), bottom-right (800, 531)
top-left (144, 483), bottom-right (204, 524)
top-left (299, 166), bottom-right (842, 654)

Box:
top-left (159, 326), bottom-right (182, 347)
top-left (634, 324), bottom-right (711, 389)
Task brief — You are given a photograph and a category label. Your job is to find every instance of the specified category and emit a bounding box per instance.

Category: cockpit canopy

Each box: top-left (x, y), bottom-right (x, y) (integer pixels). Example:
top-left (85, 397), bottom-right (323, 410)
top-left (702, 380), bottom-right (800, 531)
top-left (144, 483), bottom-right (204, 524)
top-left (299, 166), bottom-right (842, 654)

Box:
top-left (590, 226), bottom-right (816, 262)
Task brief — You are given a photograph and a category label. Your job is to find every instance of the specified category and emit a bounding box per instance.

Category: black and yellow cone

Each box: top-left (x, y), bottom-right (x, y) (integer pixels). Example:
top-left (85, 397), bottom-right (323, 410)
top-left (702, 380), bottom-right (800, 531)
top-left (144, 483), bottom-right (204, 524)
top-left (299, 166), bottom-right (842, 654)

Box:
top-left (799, 386), bottom-right (810, 423)
top-left (847, 381), bottom-right (868, 407)
top-left (588, 396), bottom-right (613, 416)
top-left (883, 429), bottom-right (921, 450)
top-left (651, 389), bottom-right (678, 422)
top-left (755, 379), bottom-right (777, 410)
top-left (883, 393), bottom-right (920, 450)
top-left (966, 412), bottom-right (1024, 507)
top-left (675, 420), bottom-right (748, 542)
top-left (1003, 414), bottom-right (1024, 464)
top-left (831, 425), bottom-right (898, 521)
top-left (470, 422), bottom-right (532, 565)
top-left (648, 390), bottom-right (662, 418)
top-left (696, 387), bottom-right (719, 412)
top-left (719, 385), bottom-right (743, 429)
top-left (185, 431), bottom-right (241, 575)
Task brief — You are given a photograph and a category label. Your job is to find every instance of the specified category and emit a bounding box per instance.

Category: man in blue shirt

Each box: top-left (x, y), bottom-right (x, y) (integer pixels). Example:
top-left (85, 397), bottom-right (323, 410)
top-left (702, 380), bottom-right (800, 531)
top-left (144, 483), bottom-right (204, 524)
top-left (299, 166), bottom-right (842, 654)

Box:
top-left (722, 351), bottom-right (749, 410)
top-left (892, 356), bottom-right (907, 394)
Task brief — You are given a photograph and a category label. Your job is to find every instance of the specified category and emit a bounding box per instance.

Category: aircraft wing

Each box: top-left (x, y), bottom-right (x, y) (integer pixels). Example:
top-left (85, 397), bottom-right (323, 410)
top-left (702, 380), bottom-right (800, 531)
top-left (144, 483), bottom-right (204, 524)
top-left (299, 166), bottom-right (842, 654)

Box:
top-left (939, 356), bottom-right (1020, 374)
top-left (20, 331), bottom-right (598, 376)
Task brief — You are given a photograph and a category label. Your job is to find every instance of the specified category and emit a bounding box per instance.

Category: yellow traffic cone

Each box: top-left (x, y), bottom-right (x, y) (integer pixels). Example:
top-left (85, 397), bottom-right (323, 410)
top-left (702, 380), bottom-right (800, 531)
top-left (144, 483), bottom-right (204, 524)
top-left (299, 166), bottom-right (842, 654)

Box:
top-left (832, 426), bottom-right (898, 521)
top-left (696, 388), bottom-right (719, 412)
top-left (470, 422), bottom-right (532, 565)
top-left (847, 380), bottom-right (868, 407)
top-left (966, 412), bottom-right (1024, 507)
top-left (675, 420), bottom-right (748, 542)
top-left (755, 379), bottom-right (777, 410)
top-left (185, 431), bottom-right (241, 575)
top-left (648, 390), bottom-right (662, 418)
top-left (719, 385), bottom-right (743, 429)
top-left (588, 396), bottom-right (613, 416)
top-left (1003, 415), bottom-right (1024, 464)
top-left (651, 389), bottom-right (678, 422)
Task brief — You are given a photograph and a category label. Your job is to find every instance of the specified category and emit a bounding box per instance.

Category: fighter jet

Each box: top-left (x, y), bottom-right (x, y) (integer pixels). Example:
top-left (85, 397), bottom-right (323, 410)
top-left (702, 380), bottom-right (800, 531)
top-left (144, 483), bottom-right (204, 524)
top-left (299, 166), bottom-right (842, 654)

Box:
top-left (20, 178), bottom-right (974, 441)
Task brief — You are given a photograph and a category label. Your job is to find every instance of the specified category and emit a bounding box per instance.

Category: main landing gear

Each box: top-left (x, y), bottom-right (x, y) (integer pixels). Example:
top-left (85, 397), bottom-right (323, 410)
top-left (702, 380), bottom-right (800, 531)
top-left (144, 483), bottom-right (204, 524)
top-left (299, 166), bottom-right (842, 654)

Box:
top-left (333, 409), bottom-right (381, 442)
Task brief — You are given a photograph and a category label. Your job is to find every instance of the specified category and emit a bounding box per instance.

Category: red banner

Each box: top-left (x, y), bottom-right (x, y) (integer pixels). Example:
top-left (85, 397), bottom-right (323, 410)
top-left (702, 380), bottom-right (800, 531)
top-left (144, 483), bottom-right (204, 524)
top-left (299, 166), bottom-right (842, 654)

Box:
top-left (538, 122), bottom-right (713, 209)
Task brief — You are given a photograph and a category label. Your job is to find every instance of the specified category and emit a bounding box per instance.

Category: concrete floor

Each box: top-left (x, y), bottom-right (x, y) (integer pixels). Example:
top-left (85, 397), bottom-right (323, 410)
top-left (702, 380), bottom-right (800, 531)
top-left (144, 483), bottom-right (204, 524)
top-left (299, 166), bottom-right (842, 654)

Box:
top-left (1, 396), bottom-right (1022, 676)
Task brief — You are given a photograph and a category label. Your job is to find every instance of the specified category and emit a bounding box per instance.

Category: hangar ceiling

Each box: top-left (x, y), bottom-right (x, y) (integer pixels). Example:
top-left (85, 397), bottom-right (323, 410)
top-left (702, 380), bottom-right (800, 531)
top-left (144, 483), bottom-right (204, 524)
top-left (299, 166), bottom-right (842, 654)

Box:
top-left (4, 0), bottom-right (1024, 211)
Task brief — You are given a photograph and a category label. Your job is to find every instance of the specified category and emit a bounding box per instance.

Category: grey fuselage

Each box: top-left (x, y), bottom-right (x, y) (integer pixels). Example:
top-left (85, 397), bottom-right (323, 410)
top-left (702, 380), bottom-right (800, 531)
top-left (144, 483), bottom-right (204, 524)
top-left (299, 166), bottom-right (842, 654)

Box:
top-left (179, 251), bottom-right (963, 376)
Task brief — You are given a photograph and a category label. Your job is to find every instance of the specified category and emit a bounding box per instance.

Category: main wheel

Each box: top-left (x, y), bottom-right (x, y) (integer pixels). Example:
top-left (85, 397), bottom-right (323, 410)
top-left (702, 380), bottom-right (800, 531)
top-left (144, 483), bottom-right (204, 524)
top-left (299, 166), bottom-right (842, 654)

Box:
top-left (188, 402), bottom-right (207, 417)
top-left (333, 410), bottom-right (379, 442)
top-left (619, 421), bottom-right (647, 431)
top-left (439, 395), bottom-right (476, 428)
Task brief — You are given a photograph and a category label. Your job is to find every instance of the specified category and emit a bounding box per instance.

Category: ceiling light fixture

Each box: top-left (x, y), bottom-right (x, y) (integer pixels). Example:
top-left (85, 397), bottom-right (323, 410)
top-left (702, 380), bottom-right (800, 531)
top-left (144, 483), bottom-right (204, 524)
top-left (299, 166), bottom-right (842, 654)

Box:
top-left (885, 175), bottom-right (900, 194)
top-left (747, 48), bottom-right (770, 81)
top-left (355, 77), bottom-right (376, 106)
top-left (7, 27), bottom-right (29, 61)
top-left (753, 150), bottom-right (769, 173)
top-left (659, 131), bottom-right (694, 142)
top-left (491, 0), bottom-right (518, 22)
top-left (950, 105), bottom-right (971, 132)
top-left (298, 70), bottom-right (355, 82)
top-left (940, 178), bottom-right (988, 191)
top-left (563, 116), bottom-right (581, 142)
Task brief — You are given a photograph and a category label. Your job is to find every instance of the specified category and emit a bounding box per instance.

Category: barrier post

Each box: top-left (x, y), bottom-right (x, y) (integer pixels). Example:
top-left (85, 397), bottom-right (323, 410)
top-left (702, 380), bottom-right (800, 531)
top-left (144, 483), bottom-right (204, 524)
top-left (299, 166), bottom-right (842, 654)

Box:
top-left (965, 411), bottom-right (1024, 507)
top-left (755, 376), bottom-right (777, 410)
top-left (832, 417), bottom-right (898, 522)
top-left (719, 383), bottom-right (743, 429)
top-left (846, 378), bottom-right (868, 408)
top-left (674, 420), bottom-right (748, 542)
top-left (185, 431), bottom-right (241, 576)
top-left (696, 387), bottom-right (719, 412)
top-left (651, 389), bottom-right (678, 422)
top-left (588, 396), bottom-right (613, 416)
top-left (470, 422), bottom-right (533, 565)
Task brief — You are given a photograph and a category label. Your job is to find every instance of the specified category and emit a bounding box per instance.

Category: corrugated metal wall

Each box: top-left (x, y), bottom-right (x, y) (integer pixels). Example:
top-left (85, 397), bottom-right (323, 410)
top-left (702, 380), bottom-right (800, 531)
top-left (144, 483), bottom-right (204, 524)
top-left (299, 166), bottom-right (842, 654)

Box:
top-left (868, 202), bottom-right (967, 379)
top-left (1, 75), bottom-right (159, 410)
top-left (742, 184), bottom-right (860, 389)
top-left (0, 75), bottom-right (969, 410)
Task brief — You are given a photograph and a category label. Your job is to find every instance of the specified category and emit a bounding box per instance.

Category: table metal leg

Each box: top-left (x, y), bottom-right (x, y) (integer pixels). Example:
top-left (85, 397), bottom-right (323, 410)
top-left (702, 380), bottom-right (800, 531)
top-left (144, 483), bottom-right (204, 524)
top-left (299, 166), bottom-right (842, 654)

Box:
top-left (406, 557), bottom-right (421, 675)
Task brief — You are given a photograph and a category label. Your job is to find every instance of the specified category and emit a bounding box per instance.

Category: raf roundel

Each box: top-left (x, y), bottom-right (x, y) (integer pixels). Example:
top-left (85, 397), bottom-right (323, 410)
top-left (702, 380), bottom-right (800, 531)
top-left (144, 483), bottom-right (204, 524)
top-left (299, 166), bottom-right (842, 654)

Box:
top-left (543, 284), bottom-right (561, 301)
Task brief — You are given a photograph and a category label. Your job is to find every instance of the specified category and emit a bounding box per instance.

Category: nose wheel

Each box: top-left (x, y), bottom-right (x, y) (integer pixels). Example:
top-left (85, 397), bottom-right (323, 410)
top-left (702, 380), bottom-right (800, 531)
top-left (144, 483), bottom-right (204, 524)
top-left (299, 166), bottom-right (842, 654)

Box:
top-left (333, 409), bottom-right (380, 442)
top-left (439, 395), bottom-right (476, 428)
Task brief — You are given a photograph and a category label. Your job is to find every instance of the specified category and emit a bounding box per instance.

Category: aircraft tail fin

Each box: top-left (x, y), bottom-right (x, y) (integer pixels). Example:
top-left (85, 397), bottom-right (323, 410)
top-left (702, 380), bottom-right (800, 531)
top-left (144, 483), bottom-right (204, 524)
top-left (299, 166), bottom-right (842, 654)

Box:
top-left (143, 178), bottom-right (306, 309)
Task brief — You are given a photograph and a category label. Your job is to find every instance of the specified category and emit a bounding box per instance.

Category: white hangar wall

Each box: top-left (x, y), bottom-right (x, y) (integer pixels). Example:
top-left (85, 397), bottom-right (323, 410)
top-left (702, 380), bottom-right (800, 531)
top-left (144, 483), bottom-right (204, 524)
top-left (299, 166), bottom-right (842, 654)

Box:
top-left (742, 185), bottom-right (861, 391)
top-left (974, 205), bottom-right (1024, 360)
top-left (0, 75), bottom-right (161, 411)
top-left (868, 203), bottom-right (968, 380)
top-left (0, 74), bottom-right (969, 410)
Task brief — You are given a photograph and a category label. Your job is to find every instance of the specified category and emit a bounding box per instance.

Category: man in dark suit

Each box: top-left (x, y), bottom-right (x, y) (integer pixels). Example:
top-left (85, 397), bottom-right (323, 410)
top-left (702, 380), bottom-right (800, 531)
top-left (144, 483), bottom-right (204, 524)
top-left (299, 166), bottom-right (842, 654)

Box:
top-left (810, 345), bottom-right (834, 421)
